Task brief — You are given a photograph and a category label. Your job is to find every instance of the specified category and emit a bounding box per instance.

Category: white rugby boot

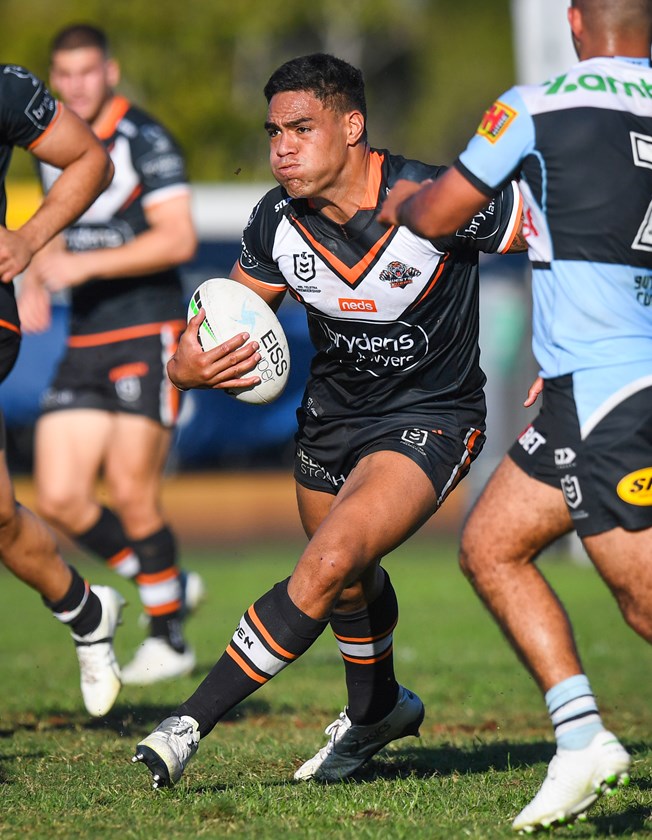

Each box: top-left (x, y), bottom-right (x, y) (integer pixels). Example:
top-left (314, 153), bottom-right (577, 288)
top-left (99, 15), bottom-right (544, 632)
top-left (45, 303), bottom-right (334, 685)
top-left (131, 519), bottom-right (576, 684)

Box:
top-left (512, 730), bottom-right (631, 833)
top-left (121, 636), bottom-right (196, 685)
top-left (294, 684), bottom-right (425, 781)
top-left (133, 715), bottom-right (200, 788)
top-left (71, 585), bottom-right (125, 717)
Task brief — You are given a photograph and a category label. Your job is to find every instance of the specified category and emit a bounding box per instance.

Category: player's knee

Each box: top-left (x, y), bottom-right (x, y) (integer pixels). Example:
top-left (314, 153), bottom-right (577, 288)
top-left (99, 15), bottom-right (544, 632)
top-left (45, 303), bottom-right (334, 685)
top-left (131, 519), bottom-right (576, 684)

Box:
top-left (35, 487), bottom-right (80, 530)
top-left (615, 590), bottom-right (652, 643)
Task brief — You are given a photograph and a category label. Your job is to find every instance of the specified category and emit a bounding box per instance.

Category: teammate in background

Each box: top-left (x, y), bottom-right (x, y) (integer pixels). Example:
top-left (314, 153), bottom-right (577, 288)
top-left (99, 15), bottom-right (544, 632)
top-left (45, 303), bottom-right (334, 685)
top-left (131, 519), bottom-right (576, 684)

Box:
top-left (18, 24), bottom-right (203, 686)
top-left (378, 0), bottom-right (650, 831)
top-left (0, 62), bottom-right (123, 717)
top-left (132, 52), bottom-right (525, 788)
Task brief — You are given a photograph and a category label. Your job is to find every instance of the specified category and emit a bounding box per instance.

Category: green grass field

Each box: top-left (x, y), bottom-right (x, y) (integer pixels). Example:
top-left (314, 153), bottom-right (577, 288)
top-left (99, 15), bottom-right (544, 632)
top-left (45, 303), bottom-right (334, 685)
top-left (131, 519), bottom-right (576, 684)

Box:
top-left (1, 537), bottom-right (650, 839)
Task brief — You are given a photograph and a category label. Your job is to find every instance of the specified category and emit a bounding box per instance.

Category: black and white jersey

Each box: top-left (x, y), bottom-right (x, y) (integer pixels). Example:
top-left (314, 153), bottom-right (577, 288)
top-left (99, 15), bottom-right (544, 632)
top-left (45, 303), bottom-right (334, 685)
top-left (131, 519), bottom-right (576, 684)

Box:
top-left (39, 95), bottom-right (189, 337)
top-left (238, 148), bottom-right (521, 417)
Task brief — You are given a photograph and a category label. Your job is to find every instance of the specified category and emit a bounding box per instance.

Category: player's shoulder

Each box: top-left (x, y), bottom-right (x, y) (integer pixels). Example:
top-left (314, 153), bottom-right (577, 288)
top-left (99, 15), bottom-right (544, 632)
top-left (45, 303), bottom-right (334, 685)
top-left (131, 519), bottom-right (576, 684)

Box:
top-left (245, 184), bottom-right (294, 230)
top-left (117, 101), bottom-right (179, 149)
top-left (381, 149), bottom-right (445, 186)
top-left (0, 64), bottom-right (58, 140)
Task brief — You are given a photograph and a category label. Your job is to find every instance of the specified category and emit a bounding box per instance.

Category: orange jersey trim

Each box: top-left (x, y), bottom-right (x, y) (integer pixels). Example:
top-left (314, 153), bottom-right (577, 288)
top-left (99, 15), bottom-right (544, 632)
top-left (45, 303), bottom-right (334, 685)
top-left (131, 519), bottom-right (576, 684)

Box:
top-left (248, 605), bottom-right (297, 661)
top-left (226, 644), bottom-right (268, 684)
top-left (109, 362), bottom-right (149, 382)
top-left (27, 101), bottom-right (63, 151)
top-left (68, 319), bottom-right (185, 348)
top-left (0, 318), bottom-right (21, 336)
top-left (500, 188), bottom-right (524, 253)
top-left (94, 95), bottom-right (131, 141)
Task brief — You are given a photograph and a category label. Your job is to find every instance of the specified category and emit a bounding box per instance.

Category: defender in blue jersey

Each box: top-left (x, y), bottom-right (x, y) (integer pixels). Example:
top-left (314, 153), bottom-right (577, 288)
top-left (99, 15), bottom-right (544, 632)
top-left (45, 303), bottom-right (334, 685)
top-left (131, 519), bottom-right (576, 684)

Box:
top-left (380, 0), bottom-right (650, 832)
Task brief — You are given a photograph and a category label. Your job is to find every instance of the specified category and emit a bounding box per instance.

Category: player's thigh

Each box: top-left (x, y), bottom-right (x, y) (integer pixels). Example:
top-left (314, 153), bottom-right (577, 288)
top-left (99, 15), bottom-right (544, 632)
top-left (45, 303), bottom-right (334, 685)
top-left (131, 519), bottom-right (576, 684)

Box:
top-left (103, 413), bottom-right (171, 496)
top-left (461, 455), bottom-right (573, 566)
top-left (296, 482), bottom-right (336, 539)
top-left (34, 409), bottom-right (113, 500)
top-left (306, 450), bottom-right (437, 571)
top-left (584, 526), bottom-right (652, 614)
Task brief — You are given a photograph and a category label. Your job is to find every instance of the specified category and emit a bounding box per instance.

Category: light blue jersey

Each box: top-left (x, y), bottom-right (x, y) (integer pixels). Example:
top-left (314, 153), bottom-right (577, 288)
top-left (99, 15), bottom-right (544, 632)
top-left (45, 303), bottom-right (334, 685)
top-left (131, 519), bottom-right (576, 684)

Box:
top-left (455, 56), bottom-right (652, 434)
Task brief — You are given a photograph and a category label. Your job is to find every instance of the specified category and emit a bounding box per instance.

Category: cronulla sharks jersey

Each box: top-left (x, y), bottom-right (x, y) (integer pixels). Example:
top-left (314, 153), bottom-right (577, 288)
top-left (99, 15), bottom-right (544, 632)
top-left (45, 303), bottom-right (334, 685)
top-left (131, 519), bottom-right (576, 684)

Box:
top-left (238, 149), bottom-right (521, 416)
top-left (456, 56), bottom-right (652, 437)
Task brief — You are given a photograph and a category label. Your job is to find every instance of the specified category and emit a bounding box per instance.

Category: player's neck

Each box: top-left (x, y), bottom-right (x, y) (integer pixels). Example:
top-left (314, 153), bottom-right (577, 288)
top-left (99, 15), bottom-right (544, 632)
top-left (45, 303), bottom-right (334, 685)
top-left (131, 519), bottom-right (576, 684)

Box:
top-left (578, 34), bottom-right (651, 62)
top-left (311, 144), bottom-right (371, 225)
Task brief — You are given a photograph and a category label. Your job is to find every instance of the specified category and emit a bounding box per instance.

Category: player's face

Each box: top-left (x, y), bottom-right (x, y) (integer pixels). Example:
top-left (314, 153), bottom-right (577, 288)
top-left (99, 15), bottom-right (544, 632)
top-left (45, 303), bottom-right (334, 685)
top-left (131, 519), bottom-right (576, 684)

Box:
top-left (50, 47), bottom-right (118, 125)
top-left (265, 91), bottom-right (354, 199)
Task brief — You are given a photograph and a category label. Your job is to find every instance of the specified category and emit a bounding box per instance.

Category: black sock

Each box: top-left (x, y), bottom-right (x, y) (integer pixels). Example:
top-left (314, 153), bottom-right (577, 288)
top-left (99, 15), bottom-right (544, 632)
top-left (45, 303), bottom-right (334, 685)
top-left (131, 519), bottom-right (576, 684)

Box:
top-left (175, 578), bottom-right (328, 736)
top-left (329, 568), bottom-right (399, 725)
top-left (44, 565), bottom-right (102, 637)
top-left (131, 526), bottom-right (185, 651)
top-left (76, 506), bottom-right (140, 579)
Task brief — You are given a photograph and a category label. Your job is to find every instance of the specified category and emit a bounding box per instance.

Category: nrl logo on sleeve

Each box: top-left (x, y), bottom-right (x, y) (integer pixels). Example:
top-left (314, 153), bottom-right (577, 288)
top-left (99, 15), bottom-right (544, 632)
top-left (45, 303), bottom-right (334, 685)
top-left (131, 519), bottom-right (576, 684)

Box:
top-left (477, 100), bottom-right (517, 144)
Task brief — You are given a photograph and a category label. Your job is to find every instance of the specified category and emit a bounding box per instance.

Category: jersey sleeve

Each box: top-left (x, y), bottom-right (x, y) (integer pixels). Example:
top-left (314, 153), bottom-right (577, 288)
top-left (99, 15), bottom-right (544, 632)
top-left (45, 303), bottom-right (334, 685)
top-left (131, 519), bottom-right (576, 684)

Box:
top-left (433, 179), bottom-right (522, 255)
top-left (454, 87), bottom-right (534, 195)
top-left (0, 65), bottom-right (59, 150)
top-left (129, 118), bottom-right (189, 206)
top-left (237, 193), bottom-right (287, 290)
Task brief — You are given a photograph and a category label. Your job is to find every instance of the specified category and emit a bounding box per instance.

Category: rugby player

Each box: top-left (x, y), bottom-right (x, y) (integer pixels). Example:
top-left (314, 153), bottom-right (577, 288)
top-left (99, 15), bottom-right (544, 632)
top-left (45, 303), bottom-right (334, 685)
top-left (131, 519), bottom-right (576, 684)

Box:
top-left (18, 25), bottom-right (204, 686)
top-left (379, 0), bottom-right (650, 831)
top-left (0, 62), bottom-right (124, 717)
top-left (132, 52), bottom-right (526, 788)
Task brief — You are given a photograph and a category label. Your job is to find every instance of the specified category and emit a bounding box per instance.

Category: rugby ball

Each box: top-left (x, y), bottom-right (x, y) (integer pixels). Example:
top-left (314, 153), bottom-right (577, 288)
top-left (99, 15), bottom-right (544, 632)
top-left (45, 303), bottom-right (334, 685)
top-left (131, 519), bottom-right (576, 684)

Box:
top-left (187, 277), bottom-right (290, 405)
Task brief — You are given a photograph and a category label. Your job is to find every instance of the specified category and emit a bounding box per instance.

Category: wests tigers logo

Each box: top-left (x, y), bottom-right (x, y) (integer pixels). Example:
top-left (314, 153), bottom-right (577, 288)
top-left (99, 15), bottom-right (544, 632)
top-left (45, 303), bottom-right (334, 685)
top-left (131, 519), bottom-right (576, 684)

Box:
top-left (379, 260), bottom-right (421, 289)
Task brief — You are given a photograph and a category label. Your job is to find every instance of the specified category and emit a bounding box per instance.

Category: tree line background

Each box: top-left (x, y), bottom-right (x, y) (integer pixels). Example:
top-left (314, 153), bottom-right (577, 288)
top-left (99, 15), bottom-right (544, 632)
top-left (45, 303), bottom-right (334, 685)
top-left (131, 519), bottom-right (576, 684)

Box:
top-left (4, 0), bottom-right (515, 183)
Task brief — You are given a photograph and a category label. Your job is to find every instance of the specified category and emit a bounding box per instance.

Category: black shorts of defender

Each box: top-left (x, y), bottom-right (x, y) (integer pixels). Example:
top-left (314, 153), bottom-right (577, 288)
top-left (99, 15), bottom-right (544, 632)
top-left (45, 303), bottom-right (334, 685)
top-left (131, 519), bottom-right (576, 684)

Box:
top-left (41, 332), bottom-right (181, 428)
top-left (509, 374), bottom-right (652, 538)
top-left (294, 405), bottom-right (486, 506)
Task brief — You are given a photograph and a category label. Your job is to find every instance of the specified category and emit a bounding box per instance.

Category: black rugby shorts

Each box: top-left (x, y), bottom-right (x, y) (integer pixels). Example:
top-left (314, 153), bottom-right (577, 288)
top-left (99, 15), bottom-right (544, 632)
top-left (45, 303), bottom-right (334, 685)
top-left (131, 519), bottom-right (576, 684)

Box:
top-left (294, 404), bottom-right (485, 506)
top-left (509, 374), bottom-right (652, 537)
top-left (41, 325), bottom-right (182, 428)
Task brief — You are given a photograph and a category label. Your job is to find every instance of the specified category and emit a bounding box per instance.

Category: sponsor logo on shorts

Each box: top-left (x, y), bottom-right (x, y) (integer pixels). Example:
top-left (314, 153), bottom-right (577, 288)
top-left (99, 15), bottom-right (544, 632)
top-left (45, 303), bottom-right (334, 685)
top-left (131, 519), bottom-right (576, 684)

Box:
top-left (616, 466), bottom-right (652, 506)
top-left (518, 424), bottom-right (546, 454)
top-left (296, 446), bottom-right (346, 489)
top-left (115, 377), bottom-right (142, 402)
top-left (293, 252), bottom-right (316, 281)
top-left (560, 474), bottom-right (583, 509)
top-left (339, 298), bottom-right (377, 313)
top-left (477, 100), bottom-right (517, 143)
top-left (554, 447), bottom-right (576, 467)
top-left (379, 260), bottom-right (421, 289)
top-left (400, 428), bottom-right (429, 454)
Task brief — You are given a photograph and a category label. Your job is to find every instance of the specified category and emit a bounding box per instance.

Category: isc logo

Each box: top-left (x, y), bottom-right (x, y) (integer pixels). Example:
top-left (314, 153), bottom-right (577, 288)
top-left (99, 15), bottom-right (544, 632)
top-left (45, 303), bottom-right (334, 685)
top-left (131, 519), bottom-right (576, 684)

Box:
top-left (339, 298), bottom-right (377, 312)
top-left (617, 467), bottom-right (652, 506)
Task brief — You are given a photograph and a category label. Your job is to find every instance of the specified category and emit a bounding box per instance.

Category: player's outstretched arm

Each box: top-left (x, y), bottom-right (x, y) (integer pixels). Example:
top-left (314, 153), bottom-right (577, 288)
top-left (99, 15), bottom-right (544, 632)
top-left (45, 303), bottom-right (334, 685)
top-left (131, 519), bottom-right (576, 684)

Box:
top-left (378, 169), bottom-right (489, 239)
top-left (167, 310), bottom-right (262, 392)
top-left (0, 107), bottom-right (113, 283)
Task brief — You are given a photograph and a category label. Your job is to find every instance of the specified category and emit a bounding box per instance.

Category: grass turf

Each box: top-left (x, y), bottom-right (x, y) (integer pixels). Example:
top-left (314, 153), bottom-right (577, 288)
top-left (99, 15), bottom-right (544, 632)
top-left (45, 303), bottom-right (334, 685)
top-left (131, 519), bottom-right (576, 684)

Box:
top-left (0, 537), bottom-right (650, 839)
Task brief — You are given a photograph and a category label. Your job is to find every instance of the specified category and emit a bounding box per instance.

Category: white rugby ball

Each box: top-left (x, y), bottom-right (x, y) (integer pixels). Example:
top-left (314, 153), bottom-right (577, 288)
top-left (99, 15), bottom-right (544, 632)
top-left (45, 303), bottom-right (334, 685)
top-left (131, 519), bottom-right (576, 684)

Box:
top-left (187, 277), bottom-right (290, 405)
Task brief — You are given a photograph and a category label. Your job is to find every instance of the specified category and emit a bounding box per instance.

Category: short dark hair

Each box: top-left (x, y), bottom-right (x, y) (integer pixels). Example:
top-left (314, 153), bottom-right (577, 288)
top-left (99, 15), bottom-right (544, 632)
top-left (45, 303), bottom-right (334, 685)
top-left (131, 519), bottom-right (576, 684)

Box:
top-left (264, 53), bottom-right (367, 124)
top-left (50, 24), bottom-right (109, 58)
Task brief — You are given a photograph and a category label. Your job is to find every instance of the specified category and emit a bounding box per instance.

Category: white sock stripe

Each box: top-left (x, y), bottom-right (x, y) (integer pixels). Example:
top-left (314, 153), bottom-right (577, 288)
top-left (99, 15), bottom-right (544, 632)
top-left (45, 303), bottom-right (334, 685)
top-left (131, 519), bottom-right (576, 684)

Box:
top-left (138, 578), bottom-right (182, 608)
top-left (52, 582), bottom-right (90, 624)
top-left (112, 553), bottom-right (140, 579)
top-left (550, 695), bottom-right (598, 724)
top-left (232, 614), bottom-right (288, 677)
top-left (336, 633), bottom-right (393, 659)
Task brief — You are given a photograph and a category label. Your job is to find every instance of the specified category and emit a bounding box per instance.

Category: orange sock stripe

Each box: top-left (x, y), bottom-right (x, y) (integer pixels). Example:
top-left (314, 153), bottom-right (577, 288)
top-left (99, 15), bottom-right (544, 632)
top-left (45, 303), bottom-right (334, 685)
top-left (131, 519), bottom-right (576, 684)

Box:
top-left (226, 644), bottom-right (268, 684)
top-left (145, 599), bottom-right (183, 616)
top-left (107, 547), bottom-right (134, 568)
top-left (332, 618), bottom-right (398, 645)
top-left (339, 645), bottom-right (394, 666)
top-left (248, 604), bottom-right (297, 661)
top-left (137, 568), bottom-right (179, 585)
